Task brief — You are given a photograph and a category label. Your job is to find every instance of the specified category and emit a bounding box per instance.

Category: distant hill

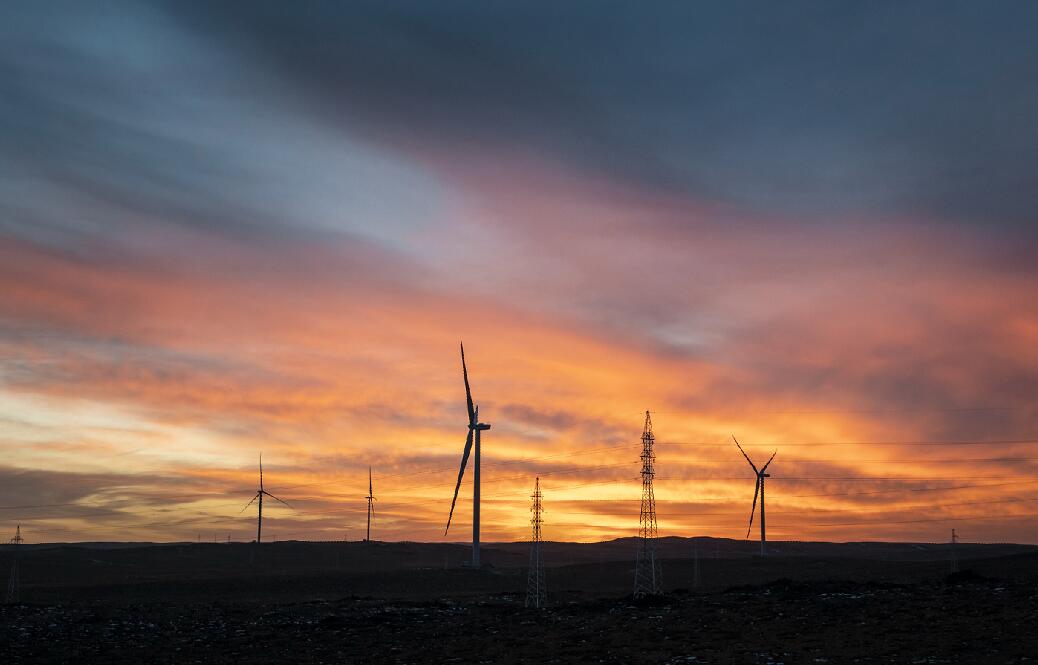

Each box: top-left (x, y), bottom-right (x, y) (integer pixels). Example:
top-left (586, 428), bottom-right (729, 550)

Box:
top-left (5, 535), bottom-right (1034, 564)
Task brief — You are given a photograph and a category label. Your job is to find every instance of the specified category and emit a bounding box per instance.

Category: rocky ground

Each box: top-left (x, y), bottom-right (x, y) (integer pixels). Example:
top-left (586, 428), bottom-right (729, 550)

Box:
top-left (2, 571), bottom-right (1035, 663)
top-left (2, 541), bottom-right (1037, 663)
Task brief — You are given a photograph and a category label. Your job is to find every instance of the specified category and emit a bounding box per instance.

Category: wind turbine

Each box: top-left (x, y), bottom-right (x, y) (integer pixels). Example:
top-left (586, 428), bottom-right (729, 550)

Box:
top-left (365, 466), bottom-right (376, 542)
top-left (445, 342), bottom-right (491, 567)
top-left (733, 436), bottom-right (776, 557)
top-left (240, 453), bottom-right (292, 543)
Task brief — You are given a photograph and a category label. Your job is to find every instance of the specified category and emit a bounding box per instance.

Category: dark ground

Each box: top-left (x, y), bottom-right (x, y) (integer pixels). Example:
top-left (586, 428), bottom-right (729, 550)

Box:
top-left (2, 538), bottom-right (1036, 663)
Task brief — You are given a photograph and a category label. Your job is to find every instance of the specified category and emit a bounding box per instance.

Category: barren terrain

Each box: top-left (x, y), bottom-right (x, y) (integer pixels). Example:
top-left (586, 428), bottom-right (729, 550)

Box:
top-left (2, 538), bottom-right (1036, 663)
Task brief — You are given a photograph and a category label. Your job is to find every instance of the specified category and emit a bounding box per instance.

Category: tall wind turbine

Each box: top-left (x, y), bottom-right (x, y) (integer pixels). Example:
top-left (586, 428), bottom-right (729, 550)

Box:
top-left (240, 453), bottom-right (292, 543)
top-left (733, 436), bottom-right (776, 557)
top-left (445, 342), bottom-right (491, 567)
top-left (365, 466), bottom-right (376, 542)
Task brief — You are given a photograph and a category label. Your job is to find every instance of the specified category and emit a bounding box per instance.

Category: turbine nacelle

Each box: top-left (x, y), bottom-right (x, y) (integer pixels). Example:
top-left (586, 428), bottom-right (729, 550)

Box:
top-left (468, 403), bottom-right (491, 431)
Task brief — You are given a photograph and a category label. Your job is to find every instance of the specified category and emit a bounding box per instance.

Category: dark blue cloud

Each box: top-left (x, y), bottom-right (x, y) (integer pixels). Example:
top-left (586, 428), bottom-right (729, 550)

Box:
top-left (168, 0), bottom-right (1038, 228)
top-left (0, 1), bottom-right (450, 256)
top-left (4, 0), bottom-right (1036, 246)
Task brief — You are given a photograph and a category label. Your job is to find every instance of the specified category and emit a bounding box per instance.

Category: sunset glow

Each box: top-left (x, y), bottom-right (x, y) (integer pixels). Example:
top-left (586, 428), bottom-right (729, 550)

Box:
top-left (2, 1), bottom-right (1037, 545)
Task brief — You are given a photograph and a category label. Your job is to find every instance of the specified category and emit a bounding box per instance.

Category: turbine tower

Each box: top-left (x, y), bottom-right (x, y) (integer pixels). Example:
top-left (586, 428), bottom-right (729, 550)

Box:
top-left (733, 436), bottom-right (776, 557)
top-left (525, 477), bottom-right (546, 608)
top-left (365, 466), bottom-right (376, 542)
top-left (240, 454), bottom-right (292, 543)
top-left (634, 410), bottom-right (661, 597)
top-left (445, 342), bottom-right (491, 567)
top-left (5, 525), bottom-right (22, 604)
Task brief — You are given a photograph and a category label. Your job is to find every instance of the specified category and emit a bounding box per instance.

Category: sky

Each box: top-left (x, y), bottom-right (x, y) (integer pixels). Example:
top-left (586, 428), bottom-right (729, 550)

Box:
top-left (1, 0), bottom-right (1037, 545)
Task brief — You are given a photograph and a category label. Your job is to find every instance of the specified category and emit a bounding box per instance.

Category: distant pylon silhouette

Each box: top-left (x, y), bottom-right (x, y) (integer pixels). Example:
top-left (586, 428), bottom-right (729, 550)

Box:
top-left (693, 541), bottom-right (701, 588)
top-left (950, 528), bottom-right (959, 573)
top-left (6, 525), bottom-right (23, 604)
top-left (634, 411), bottom-right (661, 597)
top-left (525, 477), bottom-right (546, 608)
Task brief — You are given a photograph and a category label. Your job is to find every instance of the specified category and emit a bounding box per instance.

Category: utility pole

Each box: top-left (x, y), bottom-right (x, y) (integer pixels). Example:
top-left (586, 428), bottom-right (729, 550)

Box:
top-left (950, 528), bottom-right (959, 573)
top-left (693, 541), bottom-right (701, 588)
top-left (634, 410), bottom-right (661, 597)
top-left (6, 525), bottom-right (23, 604)
top-left (525, 477), bottom-right (546, 608)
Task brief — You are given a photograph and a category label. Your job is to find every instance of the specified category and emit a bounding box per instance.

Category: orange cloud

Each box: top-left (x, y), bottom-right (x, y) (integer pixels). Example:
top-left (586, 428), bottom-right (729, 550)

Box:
top-left (2, 158), bottom-right (1037, 544)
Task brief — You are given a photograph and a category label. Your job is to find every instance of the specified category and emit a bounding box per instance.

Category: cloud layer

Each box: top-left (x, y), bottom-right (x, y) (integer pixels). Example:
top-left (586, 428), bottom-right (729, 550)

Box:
top-left (1, 0), bottom-right (1037, 543)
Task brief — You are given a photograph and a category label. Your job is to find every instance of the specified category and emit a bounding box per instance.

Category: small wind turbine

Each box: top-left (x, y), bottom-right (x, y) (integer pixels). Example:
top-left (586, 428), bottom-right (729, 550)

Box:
top-left (240, 453), bottom-right (292, 543)
top-left (733, 436), bottom-right (776, 557)
top-left (445, 342), bottom-right (491, 567)
top-left (365, 466), bottom-right (376, 542)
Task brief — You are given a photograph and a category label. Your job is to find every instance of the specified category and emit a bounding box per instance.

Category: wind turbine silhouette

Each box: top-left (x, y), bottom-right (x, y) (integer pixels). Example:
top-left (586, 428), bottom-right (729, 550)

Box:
top-left (445, 342), bottom-right (491, 567)
top-left (365, 466), bottom-right (376, 542)
top-left (733, 436), bottom-right (776, 557)
top-left (240, 453), bottom-right (291, 543)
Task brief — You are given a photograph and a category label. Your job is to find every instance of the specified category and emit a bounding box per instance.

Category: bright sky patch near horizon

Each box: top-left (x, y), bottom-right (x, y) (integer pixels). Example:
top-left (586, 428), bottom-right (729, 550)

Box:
top-left (1, 1), bottom-right (1037, 544)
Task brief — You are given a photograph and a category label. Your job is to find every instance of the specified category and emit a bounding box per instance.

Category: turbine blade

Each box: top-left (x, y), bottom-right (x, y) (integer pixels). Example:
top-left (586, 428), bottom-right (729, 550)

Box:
top-left (259, 452), bottom-right (264, 491)
top-left (445, 428), bottom-right (474, 535)
top-left (747, 478), bottom-right (760, 538)
top-left (239, 493), bottom-right (258, 514)
top-left (461, 342), bottom-right (475, 424)
top-left (762, 450), bottom-right (777, 472)
top-left (733, 436), bottom-right (758, 474)
top-left (263, 491), bottom-right (292, 509)
top-left (369, 466), bottom-right (373, 495)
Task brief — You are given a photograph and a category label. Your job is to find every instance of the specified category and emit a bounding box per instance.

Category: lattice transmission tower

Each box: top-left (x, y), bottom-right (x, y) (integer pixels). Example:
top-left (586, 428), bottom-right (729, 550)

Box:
top-left (6, 525), bottom-right (23, 604)
top-left (525, 477), bottom-right (547, 608)
top-left (634, 411), bottom-right (661, 597)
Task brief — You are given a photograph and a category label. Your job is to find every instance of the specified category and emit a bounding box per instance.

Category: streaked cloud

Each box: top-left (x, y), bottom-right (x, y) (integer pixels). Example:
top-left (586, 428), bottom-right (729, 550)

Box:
top-left (1, 0), bottom-right (1036, 543)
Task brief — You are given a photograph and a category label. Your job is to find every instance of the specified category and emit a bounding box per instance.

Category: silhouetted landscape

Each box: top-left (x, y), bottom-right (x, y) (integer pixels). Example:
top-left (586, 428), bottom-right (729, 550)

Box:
top-left (5, 1), bottom-right (1038, 663)
top-left (3, 537), bottom-right (1037, 663)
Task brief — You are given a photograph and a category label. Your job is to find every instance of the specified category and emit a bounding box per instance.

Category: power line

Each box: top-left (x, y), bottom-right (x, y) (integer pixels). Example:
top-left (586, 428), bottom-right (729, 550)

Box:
top-left (655, 476), bottom-right (1027, 481)
top-left (658, 439), bottom-right (1038, 447)
top-left (787, 479), bottom-right (1038, 498)
top-left (6, 476), bottom-right (1035, 521)
top-left (370, 443), bottom-right (634, 482)
top-left (646, 407), bottom-right (1036, 415)
top-left (664, 457), bottom-right (1038, 464)
top-left (547, 495), bottom-right (1038, 516)
top-left (272, 437), bottom-right (1038, 492)
top-left (798, 512), bottom-right (1038, 528)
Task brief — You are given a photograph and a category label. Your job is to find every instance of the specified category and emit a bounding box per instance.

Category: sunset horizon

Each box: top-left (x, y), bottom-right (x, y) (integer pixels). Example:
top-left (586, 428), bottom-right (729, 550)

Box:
top-left (3, 1), bottom-right (1037, 549)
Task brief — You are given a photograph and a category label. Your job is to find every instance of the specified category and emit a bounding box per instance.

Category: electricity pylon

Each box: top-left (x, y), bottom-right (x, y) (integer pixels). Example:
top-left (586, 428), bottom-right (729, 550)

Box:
top-left (525, 477), bottom-right (546, 608)
top-left (6, 525), bottom-right (23, 604)
top-left (634, 411), bottom-right (661, 597)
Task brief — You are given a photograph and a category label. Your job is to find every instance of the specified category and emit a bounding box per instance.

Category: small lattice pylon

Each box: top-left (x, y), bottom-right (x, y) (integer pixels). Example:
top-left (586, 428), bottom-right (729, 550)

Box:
top-left (634, 411), bottom-right (661, 597)
top-left (525, 477), bottom-right (547, 608)
top-left (6, 525), bottom-right (23, 604)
